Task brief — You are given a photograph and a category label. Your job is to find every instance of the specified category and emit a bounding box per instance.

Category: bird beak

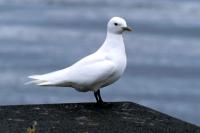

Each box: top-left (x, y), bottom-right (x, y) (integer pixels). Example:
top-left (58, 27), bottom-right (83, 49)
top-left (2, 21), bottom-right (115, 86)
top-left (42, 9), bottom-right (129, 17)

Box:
top-left (122, 26), bottom-right (133, 32)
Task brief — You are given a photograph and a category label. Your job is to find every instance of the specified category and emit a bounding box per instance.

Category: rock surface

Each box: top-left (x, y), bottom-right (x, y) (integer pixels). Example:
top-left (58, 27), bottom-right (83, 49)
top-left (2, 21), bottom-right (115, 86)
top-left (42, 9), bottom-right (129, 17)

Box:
top-left (0, 102), bottom-right (199, 133)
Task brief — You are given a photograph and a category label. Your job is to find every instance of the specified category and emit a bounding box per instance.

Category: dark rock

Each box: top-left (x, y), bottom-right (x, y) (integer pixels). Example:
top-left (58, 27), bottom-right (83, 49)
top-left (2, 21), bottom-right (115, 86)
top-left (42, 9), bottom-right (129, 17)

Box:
top-left (0, 102), bottom-right (199, 133)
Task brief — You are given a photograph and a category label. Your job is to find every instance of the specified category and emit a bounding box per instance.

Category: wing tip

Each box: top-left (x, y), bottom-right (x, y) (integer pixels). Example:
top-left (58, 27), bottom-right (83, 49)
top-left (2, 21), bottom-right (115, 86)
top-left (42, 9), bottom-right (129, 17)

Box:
top-left (28, 75), bottom-right (40, 79)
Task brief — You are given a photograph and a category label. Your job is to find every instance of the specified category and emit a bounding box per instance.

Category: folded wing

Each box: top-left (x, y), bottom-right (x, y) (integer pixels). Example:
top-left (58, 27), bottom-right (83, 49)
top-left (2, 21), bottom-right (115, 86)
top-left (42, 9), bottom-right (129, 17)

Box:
top-left (27, 53), bottom-right (116, 88)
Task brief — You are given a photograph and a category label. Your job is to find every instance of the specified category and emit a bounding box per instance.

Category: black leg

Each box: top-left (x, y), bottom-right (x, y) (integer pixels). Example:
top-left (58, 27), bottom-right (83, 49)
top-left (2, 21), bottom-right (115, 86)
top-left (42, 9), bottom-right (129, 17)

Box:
top-left (97, 90), bottom-right (103, 103)
top-left (94, 90), bottom-right (112, 107)
top-left (94, 91), bottom-right (99, 103)
top-left (94, 90), bottom-right (104, 104)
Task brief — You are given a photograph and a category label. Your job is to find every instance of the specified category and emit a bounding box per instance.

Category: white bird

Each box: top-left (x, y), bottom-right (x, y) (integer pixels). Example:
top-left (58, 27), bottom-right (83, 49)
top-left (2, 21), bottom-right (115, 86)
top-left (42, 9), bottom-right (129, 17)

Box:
top-left (27, 17), bottom-right (132, 104)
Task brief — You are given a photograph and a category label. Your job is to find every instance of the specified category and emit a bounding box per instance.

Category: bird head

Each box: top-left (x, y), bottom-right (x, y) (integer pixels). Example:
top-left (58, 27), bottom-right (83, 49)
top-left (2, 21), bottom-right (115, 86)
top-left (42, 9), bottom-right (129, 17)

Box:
top-left (107, 17), bottom-right (132, 34)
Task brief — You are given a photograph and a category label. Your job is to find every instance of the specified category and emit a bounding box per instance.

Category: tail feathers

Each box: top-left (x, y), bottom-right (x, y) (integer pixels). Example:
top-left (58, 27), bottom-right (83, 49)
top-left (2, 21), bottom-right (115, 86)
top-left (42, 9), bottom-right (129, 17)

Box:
top-left (37, 81), bottom-right (53, 86)
top-left (25, 79), bottom-right (50, 86)
top-left (28, 75), bottom-right (44, 80)
top-left (26, 75), bottom-right (52, 86)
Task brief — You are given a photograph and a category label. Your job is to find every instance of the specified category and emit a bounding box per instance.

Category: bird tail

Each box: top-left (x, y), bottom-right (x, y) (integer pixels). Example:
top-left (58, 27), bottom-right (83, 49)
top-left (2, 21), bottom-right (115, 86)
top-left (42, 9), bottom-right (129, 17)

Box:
top-left (25, 75), bottom-right (53, 86)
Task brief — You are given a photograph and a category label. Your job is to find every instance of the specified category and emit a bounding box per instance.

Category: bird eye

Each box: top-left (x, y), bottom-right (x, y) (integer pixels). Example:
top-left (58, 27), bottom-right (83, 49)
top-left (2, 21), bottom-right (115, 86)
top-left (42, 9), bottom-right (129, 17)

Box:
top-left (114, 23), bottom-right (118, 26)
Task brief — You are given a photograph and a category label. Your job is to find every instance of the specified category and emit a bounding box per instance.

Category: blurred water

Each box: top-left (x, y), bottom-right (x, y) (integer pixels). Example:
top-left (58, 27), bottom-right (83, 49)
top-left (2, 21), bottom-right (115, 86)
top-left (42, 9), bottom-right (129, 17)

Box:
top-left (0, 0), bottom-right (200, 125)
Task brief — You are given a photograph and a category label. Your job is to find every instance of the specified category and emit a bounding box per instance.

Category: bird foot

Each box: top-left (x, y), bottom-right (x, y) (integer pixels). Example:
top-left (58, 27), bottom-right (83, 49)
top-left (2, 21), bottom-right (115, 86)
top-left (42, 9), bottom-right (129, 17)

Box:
top-left (95, 101), bottom-right (113, 108)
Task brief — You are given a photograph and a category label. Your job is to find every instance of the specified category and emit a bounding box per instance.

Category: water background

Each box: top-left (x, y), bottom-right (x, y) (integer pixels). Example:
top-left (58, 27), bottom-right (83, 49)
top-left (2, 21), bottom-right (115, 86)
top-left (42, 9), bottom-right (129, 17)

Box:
top-left (0, 0), bottom-right (200, 125)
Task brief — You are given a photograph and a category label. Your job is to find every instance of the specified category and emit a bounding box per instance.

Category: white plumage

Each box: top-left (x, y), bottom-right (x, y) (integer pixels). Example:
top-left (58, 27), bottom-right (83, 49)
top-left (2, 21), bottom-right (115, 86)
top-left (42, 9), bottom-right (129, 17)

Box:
top-left (27, 17), bottom-right (132, 103)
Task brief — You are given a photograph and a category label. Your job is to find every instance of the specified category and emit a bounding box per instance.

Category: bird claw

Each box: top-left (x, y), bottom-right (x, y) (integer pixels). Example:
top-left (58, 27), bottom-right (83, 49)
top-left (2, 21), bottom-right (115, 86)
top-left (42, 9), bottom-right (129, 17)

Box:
top-left (95, 101), bottom-right (113, 108)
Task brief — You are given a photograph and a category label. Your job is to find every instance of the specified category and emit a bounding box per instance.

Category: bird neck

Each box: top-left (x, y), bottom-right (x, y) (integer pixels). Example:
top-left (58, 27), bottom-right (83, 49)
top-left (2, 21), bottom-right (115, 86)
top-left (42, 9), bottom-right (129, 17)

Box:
top-left (98, 32), bottom-right (125, 54)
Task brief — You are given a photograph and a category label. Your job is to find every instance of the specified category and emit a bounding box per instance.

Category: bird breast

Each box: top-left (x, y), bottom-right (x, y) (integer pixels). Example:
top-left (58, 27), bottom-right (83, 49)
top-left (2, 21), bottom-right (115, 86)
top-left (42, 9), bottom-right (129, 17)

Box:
top-left (102, 51), bottom-right (127, 87)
